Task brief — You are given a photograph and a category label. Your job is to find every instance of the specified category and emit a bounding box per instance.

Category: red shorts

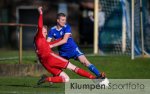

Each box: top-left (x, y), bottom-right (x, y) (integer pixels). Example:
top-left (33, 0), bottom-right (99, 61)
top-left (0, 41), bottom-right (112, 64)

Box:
top-left (40, 52), bottom-right (69, 76)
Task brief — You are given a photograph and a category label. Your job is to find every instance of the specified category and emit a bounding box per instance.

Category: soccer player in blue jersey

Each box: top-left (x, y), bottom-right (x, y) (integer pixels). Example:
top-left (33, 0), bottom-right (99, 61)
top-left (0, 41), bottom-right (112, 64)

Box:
top-left (47, 13), bottom-right (105, 78)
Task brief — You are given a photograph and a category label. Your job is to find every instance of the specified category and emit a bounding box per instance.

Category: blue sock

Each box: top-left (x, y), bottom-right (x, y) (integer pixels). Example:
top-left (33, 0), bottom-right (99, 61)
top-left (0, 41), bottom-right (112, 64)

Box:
top-left (88, 64), bottom-right (101, 77)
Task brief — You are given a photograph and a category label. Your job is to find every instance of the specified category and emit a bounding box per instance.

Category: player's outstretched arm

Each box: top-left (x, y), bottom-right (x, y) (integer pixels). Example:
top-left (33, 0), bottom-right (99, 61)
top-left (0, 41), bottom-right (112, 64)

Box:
top-left (37, 6), bottom-right (43, 36)
top-left (38, 6), bottom-right (43, 15)
top-left (50, 34), bottom-right (70, 48)
top-left (48, 38), bottom-right (62, 46)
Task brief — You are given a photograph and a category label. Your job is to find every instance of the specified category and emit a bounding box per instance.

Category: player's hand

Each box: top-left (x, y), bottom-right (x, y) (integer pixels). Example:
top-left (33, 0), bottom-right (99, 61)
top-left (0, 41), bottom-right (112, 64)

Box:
top-left (49, 45), bottom-right (53, 48)
top-left (38, 6), bottom-right (43, 14)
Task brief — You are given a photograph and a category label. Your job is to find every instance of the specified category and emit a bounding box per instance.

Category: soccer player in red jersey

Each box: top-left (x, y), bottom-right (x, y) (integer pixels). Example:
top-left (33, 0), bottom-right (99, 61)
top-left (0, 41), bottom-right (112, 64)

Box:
top-left (34, 6), bottom-right (96, 85)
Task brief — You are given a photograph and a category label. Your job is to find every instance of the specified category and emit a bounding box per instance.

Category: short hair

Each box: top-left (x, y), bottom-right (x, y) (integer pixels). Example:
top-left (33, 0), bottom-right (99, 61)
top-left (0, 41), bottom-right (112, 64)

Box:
top-left (43, 25), bottom-right (48, 29)
top-left (57, 13), bottom-right (66, 19)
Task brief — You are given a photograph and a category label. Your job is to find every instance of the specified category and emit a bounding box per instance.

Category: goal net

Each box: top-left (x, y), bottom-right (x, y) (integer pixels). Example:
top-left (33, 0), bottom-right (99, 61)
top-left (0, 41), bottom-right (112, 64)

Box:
top-left (98, 0), bottom-right (150, 58)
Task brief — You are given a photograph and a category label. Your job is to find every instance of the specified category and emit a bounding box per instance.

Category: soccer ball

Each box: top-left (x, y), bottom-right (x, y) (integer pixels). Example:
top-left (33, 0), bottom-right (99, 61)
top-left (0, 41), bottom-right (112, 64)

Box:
top-left (99, 78), bottom-right (109, 87)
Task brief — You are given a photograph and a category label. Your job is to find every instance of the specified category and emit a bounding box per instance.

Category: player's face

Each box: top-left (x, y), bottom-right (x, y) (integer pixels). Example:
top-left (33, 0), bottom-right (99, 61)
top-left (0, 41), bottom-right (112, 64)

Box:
top-left (57, 16), bottom-right (66, 27)
top-left (42, 27), bottom-right (47, 38)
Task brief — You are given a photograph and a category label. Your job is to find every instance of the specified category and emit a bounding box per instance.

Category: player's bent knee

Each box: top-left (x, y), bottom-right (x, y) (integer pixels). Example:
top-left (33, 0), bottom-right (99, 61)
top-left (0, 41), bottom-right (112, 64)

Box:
top-left (64, 76), bottom-right (70, 82)
top-left (59, 71), bottom-right (70, 82)
top-left (62, 74), bottom-right (70, 82)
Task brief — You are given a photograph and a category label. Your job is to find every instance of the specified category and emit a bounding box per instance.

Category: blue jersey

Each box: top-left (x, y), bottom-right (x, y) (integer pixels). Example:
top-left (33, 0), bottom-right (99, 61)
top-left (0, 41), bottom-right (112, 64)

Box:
top-left (48, 24), bottom-right (78, 54)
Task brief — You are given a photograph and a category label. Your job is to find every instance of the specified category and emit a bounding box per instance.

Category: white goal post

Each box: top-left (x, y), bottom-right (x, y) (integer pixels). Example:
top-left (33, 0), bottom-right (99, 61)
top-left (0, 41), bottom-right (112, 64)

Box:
top-left (94, 0), bottom-right (99, 55)
top-left (131, 0), bottom-right (135, 59)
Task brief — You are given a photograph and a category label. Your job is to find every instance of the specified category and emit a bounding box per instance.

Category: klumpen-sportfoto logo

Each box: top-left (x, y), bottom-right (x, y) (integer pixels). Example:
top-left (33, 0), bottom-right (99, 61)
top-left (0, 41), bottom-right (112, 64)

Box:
top-left (69, 82), bottom-right (145, 91)
top-left (65, 79), bottom-right (150, 94)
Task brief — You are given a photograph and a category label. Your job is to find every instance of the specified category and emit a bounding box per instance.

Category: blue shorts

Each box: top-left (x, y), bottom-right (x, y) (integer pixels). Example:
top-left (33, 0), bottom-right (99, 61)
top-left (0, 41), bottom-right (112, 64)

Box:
top-left (59, 47), bottom-right (84, 60)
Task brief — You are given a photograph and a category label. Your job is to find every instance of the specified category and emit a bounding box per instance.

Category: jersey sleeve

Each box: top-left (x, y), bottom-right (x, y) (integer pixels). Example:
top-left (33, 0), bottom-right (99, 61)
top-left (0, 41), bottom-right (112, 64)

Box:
top-left (64, 24), bottom-right (72, 34)
top-left (48, 29), bottom-right (53, 39)
top-left (37, 14), bottom-right (43, 37)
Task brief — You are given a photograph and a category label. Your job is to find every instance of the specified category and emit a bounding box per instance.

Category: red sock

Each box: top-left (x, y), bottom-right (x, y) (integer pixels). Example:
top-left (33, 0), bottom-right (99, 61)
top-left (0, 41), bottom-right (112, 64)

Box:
top-left (74, 68), bottom-right (95, 79)
top-left (45, 76), bottom-right (64, 83)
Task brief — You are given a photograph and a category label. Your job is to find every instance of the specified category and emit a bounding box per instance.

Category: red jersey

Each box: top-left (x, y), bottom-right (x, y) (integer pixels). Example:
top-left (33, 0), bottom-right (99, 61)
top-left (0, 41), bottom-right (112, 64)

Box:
top-left (34, 14), bottom-right (69, 76)
top-left (34, 14), bottom-right (62, 58)
top-left (34, 14), bottom-right (52, 58)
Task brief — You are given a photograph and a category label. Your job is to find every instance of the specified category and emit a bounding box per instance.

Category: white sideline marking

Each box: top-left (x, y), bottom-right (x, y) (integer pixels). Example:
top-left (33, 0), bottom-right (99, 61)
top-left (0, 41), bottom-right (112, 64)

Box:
top-left (0, 56), bottom-right (36, 61)
top-left (0, 54), bottom-right (99, 61)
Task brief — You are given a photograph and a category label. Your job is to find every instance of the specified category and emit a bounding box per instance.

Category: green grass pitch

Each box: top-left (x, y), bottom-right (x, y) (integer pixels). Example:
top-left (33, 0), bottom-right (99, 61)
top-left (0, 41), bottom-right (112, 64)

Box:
top-left (0, 55), bottom-right (150, 94)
